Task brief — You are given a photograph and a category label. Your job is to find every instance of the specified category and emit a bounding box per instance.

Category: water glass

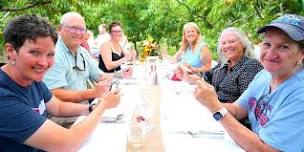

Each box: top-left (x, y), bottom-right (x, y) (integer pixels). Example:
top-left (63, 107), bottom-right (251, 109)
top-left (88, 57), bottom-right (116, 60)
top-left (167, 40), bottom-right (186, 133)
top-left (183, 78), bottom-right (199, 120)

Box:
top-left (128, 122), bottom-right (146, 149)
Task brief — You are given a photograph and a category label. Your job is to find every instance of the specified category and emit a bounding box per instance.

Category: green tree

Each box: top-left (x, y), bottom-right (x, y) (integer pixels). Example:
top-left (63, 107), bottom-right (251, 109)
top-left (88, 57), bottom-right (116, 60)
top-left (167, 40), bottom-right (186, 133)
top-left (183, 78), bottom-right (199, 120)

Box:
top-left (1, 0), bottom-right (304, 61)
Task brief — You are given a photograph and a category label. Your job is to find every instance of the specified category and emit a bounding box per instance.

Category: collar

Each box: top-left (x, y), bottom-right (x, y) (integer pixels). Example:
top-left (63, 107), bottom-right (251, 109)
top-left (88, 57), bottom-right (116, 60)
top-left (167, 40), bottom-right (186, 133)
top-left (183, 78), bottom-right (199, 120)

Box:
top-left (220, 56), bottom-right (249, 71)
top-left (57, 37), bottom-right (81, 55)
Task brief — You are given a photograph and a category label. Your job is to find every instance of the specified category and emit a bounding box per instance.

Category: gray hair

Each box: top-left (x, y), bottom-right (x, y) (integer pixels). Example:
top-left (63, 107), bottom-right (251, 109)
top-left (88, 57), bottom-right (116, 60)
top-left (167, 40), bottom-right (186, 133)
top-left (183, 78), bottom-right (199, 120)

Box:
top-left (60, 12), bottom-right (85, 25)
top-left (217, 27), bottom-right (255, 63)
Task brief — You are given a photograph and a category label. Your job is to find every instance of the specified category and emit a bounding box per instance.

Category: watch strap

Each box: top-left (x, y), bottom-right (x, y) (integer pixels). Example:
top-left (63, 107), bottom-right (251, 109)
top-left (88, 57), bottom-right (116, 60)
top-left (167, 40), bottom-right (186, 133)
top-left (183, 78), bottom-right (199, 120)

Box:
top-left (89, 103), bottom-right (96, 113)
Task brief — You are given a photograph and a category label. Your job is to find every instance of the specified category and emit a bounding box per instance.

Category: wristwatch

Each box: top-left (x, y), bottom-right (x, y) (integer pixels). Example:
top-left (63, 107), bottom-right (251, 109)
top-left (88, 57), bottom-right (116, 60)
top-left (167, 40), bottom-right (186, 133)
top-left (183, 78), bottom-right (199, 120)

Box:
top-left (212, 107), bottom-right (228, 121)
top-left (88, 103), bottom-right (96, 113)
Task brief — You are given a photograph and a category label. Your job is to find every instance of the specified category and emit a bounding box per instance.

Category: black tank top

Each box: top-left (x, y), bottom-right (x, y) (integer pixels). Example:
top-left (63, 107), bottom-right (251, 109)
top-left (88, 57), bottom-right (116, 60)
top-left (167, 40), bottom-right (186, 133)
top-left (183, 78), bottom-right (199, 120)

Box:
top-left (98, 52), bottom-right (124, 73)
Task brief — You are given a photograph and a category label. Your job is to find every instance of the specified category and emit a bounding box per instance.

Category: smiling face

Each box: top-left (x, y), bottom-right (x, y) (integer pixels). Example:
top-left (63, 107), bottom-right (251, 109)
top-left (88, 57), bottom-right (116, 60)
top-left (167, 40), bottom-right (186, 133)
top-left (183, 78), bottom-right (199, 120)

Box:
top-left (220, 31), bottom-right (244, 63)
top-left (260, 28), bottom-right (304, 76)
top-left (59, 15), bottom-right (86, 52)
top-left (6, 37), bottom-right (55, 85)
top-left (184, 26), bottom-right (199, 44)
top-left (110, 25), bottom-right (123, 41)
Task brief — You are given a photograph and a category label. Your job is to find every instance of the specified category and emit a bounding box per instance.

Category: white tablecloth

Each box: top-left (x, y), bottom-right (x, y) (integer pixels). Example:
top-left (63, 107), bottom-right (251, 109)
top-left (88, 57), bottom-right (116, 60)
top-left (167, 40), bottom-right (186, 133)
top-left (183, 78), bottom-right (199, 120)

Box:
top-left (78, 62), bottom-right (244, 152)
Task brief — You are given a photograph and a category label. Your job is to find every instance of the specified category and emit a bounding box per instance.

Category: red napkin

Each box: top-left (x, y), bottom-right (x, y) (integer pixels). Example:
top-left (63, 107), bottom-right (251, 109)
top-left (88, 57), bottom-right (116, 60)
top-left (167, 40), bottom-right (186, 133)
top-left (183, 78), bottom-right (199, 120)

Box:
top-left (171, 73), bottom-right (182, 81)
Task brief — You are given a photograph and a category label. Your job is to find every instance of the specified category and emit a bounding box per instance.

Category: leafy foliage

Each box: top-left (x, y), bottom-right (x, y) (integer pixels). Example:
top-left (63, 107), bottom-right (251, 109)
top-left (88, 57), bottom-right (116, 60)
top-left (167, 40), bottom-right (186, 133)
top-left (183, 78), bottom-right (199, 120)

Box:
top-left (1, 0), bottom-right (304, 61)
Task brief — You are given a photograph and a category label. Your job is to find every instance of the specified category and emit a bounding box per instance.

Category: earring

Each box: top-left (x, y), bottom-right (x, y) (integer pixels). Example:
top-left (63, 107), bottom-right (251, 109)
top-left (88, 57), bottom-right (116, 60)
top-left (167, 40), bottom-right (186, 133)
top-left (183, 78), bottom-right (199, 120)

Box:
top-left (11, 60), bottom-right (16, 65)
top-left (297, 60), bottom-right (303, 66)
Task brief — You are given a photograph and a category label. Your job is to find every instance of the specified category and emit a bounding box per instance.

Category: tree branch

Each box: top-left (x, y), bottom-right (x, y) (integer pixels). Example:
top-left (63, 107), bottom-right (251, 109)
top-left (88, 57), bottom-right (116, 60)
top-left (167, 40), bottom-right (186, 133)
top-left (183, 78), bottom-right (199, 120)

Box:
top-left (175, 0), bottom-right (213, 28)
top-left (0, 12), bottom-right (10, 21)
top-left (193, 14), bottom-right (214, 28)
top-left (253, 0), bottom-right (263, 19)
top-left (175, 0), bottom-right (194, 20)
top-left (0, 0), bottom-right (52, 12)
top-left (175, 0), bottom-right (192, 13)
top-left (231, 14), bottom-right (254, 25)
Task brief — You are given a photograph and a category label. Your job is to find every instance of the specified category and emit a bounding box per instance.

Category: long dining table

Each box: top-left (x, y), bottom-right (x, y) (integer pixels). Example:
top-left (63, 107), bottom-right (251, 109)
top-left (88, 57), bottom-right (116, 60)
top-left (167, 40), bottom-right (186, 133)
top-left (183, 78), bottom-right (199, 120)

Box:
top-left (77, 61), bottom-right (245, 152)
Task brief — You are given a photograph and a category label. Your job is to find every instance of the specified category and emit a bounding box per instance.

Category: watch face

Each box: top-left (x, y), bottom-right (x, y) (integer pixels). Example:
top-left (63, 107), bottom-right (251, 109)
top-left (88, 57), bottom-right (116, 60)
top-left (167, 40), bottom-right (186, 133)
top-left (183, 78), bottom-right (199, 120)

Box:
top-left (213, 112), bottom-right (223, 121)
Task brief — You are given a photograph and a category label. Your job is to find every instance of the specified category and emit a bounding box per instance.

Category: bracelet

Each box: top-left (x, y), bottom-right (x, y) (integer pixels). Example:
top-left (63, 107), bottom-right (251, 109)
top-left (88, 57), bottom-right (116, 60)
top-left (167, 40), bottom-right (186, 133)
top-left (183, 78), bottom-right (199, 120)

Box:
top-left (88, 103), bottom-right (96, 113)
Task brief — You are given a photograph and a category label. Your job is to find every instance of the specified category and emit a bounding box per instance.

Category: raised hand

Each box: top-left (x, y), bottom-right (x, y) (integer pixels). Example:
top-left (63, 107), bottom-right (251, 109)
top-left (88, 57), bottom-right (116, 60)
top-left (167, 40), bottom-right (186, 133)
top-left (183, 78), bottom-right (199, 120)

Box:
top-left (125, 51), bottom-right (133, 61)
top-left (194, 79), bottom-right (221, 112)
top-left (187, 74), bottom-right (202, 84)
top-left (101, 90), bottom-right (121, 109)
top-left (121, 67), bottom-right (133, 79)
top-left (173, 67), bottom-right (184, 80)
top-left (93, 76), bottom-right (112, 97)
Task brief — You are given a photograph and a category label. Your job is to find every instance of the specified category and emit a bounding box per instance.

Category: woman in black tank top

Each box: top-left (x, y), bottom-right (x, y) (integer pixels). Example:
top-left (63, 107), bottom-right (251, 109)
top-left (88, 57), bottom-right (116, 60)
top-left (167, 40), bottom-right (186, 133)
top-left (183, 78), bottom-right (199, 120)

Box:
top-left (98, 21), bottom-right (131, 73)
top-left (99, 50), bottom-right (124, 72)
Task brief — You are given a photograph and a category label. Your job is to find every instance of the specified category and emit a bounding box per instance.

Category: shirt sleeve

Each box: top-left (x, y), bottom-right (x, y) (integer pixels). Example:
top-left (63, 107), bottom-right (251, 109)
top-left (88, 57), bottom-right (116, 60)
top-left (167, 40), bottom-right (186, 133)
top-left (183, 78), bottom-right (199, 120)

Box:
top-left (40, 81), bottom-right (53, 103)
top-left (203, 66), bottom-right (216, 84)
top-left (236, 70), bottom-right (266, 109)
top-left (43, 53), bottom-right (68, 89)
top-left (0, 95), bottom-right (47, 143)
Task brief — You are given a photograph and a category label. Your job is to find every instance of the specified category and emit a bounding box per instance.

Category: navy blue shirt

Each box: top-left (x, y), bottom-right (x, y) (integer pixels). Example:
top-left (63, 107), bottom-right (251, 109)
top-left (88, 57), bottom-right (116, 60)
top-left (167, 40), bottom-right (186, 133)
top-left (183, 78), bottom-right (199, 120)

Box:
top-left (0, 69), bottom-right (52, 152)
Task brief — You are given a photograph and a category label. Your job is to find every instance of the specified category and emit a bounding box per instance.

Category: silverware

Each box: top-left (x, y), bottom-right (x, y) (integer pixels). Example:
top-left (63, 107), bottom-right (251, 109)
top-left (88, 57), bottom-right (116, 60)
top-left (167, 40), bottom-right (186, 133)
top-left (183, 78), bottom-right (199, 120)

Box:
top-left (101, 113), bottom-right (125, 123)
top-left (175, 130), bottom-right (225, 139)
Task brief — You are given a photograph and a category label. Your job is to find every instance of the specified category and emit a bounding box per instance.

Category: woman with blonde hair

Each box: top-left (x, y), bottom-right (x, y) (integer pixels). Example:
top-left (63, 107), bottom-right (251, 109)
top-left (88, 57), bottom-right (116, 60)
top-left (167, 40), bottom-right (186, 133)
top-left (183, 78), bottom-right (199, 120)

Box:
top-left (173, 22), bottom-right (212, 75)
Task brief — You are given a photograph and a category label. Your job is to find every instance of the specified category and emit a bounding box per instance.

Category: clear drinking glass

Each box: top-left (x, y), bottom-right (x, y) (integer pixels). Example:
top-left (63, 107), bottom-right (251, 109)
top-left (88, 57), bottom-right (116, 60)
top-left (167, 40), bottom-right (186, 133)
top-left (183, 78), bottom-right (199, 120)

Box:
top-left (128, 122), bottom-right (145, 149)
top-left (134, 91), bottom-right (155, 134)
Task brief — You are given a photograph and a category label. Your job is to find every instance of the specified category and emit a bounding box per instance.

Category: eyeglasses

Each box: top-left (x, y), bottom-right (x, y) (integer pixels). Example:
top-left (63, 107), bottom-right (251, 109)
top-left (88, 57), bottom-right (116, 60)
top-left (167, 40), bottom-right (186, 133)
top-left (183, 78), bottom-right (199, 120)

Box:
top-left (221, 39), bottom-right (238, 46)
top-left (62, 25), bottom-right (87, 34)
top-left (73, 53), bottom-right (86, 71)
top-left (111, 30), bottom-right (122, 33)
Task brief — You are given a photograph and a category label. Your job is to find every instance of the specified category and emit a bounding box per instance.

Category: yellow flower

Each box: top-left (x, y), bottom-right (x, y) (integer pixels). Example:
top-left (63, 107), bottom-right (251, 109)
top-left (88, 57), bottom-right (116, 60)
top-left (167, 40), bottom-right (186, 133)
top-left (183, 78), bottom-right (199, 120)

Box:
top-left (142, 39), bottom-right (159, 57)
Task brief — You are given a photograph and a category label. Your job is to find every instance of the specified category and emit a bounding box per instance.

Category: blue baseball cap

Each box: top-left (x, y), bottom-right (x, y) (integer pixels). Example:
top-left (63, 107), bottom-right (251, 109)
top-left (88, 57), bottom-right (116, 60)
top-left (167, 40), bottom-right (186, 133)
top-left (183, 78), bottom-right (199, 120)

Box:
top-left (257, 14), bottom-right (304, 41)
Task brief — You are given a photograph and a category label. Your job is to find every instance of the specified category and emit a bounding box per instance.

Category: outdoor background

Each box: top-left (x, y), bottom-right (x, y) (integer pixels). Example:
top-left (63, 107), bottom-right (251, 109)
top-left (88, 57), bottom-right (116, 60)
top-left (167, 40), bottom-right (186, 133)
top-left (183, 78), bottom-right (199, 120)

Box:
top-left (1, 0), bottom-right (304, 63)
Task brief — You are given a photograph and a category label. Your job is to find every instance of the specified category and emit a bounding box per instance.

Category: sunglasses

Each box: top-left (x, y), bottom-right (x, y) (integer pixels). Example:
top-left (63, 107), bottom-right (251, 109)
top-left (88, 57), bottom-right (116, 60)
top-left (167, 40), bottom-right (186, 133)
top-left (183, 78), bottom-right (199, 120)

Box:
top-left (73, 53), bottom-right (86, 71)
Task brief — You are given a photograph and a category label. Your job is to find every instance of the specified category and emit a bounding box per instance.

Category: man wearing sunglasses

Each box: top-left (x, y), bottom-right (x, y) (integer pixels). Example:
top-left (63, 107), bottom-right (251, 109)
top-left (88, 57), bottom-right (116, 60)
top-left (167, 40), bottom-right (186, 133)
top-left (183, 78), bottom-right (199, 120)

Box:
top-left (43, 12), bottom-right (132, 128)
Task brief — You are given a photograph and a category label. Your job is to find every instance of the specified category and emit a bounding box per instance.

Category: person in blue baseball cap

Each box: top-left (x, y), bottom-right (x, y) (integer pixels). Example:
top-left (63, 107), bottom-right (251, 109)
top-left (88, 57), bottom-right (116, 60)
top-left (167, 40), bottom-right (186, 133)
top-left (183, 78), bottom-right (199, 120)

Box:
top-left (193, 14), bottom-right (304, 152)
top-left (258, 14), bottom-right (304, 41)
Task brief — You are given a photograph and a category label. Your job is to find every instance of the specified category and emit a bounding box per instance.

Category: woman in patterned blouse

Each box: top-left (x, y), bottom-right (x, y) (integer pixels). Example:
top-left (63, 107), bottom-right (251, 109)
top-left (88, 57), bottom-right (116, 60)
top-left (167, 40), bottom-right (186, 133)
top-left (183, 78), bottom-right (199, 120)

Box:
top-left (204, 27), bottom-right (263, 103)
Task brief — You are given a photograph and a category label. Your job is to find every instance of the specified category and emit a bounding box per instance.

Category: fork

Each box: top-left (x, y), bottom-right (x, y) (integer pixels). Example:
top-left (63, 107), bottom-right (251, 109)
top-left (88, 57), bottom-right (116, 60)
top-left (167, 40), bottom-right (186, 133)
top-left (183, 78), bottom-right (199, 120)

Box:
top-left (175, 130), bottom-right (225, 139)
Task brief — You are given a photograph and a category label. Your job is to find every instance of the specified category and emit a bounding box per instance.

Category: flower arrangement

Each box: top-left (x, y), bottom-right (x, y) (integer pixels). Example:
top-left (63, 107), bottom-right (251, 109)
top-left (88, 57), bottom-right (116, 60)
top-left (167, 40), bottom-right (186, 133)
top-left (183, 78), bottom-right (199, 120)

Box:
top-left (142, 37), bottom-right (159, 57)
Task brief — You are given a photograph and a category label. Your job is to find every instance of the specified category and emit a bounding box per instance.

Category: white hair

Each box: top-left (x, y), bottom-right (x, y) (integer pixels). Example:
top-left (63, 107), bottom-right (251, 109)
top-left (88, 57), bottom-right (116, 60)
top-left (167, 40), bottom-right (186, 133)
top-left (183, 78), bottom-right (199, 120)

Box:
top-left (60, 12), bottom-right (85, 25)
top-left (217, 27), bottom-right (255, 63)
